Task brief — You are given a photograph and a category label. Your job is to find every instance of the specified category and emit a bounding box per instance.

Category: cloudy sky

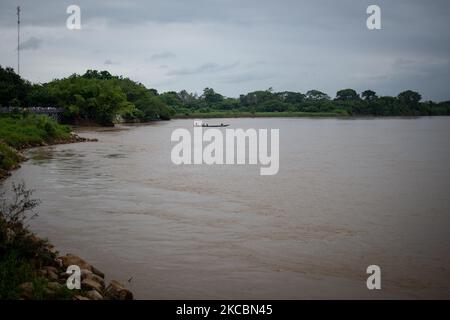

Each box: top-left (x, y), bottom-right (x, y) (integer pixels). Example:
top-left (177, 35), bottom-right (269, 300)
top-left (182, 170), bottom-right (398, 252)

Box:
top-left (0, 0), bottom-right (449, 100)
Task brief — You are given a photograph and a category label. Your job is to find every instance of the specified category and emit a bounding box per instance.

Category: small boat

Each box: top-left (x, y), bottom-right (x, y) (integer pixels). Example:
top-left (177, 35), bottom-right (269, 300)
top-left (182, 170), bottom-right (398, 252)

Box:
top-left (193, 120), bottom-right (229, 127)
top-left (202, 123), bottom-right (229, 127)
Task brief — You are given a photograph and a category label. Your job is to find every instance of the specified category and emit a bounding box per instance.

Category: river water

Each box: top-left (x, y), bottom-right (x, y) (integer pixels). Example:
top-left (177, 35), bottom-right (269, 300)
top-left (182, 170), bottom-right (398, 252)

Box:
top-left (2, 117), bottom-right (450, 299)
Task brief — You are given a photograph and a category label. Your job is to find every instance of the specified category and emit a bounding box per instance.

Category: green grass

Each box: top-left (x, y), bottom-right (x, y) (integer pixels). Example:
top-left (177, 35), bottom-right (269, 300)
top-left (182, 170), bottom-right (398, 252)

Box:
top-left (0, 249), bottom-right (74, 300)
top-left (174, 110), bottom-right (349, 119)
top-left (0, 115), bottom-right (71, 149)
top-left (0, 141), bottom-right (24, 171)
top-left (0, 114), bottom-right (72, 176)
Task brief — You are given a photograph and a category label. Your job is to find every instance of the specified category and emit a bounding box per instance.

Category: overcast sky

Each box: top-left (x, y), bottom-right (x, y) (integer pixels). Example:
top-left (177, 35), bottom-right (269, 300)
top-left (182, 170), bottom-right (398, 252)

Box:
top-left (0, 0), bottom-right (449, 101)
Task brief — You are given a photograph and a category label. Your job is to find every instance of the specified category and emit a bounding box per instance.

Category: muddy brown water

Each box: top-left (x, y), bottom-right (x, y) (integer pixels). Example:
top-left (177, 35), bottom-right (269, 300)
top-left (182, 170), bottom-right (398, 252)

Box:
top-left (2, 117), bottom-right (450, 299)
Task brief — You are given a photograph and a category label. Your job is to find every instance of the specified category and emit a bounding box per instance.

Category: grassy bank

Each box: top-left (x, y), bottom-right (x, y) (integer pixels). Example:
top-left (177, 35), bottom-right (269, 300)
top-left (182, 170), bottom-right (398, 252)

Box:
top-left (174, 110), bottom-right (349, 119)
top-left (0, 114), bottom-right (72, 181)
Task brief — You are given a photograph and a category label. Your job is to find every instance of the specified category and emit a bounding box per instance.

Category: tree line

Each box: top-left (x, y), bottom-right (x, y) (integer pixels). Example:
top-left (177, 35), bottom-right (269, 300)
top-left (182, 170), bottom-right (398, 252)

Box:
top-left (169, 87), bottom-right (450, 117)
top-left (1, 65), bottom-right (449, 125)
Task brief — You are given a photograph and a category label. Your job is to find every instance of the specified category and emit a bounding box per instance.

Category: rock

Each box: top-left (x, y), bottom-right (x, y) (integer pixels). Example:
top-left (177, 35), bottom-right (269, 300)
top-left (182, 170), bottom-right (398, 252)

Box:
top-left (38, 269), bottom-right (48, 277)
top-left (59, 254), bottom-right (92, 271)
top-left (43, 288), bottom-right (55, 298)
top-left (19, 282), bottom-right (34, 299)
top-left (46, 244), bottom-right (58, 255)
top-left (28, 234), bottom-right (42, 245)
top-left (47, 282), bottom-right (62, 291)
top-left (105, 280), bottom-right (133, 300)
top-left (54, 258), bottom-right (63, 268)
top-left (81, 278), bottom-right (103, 292)
top-left (47, 270), bottom-right (59, 282)
top-left (86, 290), bottom-right (103, 300)
top-left (80, 268), bottom-right (93, 279)
top-left (43, 266), bottom-right (59, 274)
top-left (73, 295), bottom-right (90, 301)
top-left (58, 272), bottom-right (69, 284)
top-left (81, 269), bottom-right (105, 287)
top-left (91, 265), bottom-right (105, 279)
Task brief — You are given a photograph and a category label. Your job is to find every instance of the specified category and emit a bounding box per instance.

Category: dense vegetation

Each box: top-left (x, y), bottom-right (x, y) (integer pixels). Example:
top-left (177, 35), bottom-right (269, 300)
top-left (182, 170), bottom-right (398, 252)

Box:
top-left (1, 65), bottom-right (450, 124)
top-left (168, 87), bottom-right (450, 117)
top-left (0, 66), bottom-right (175, 126)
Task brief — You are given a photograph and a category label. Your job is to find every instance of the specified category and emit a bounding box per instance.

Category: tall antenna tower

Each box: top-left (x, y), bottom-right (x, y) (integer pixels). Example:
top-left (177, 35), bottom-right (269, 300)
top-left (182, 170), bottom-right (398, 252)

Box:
top-left (17, 6), bottom-right (20, 76)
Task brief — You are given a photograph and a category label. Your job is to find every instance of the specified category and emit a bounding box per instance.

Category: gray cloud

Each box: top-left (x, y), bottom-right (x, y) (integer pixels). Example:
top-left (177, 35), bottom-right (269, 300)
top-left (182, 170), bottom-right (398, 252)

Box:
top-left (19, 37), bottom-right (42, 50)
top-left (104, 59), bottom-right (120, 65)
top-left (150, 51), bottom-right (176, 60)
top-left (167, 62), bottom-right (239, 76)
top-left (0, 0), bottom-right (449, 100)
top-left (220, 72), bottom-right (273, 84)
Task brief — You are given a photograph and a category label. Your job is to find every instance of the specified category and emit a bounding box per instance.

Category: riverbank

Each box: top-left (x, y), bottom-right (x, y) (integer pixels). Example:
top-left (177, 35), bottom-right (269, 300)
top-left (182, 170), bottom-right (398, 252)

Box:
top-left (0, 203), bottom-right (133, 300)
top-left (0, 115), bottom-right (97, 182)
top-left (173, 110), bottom-right (348, 119)
top-left (0, 115), bottom-right (133, 300)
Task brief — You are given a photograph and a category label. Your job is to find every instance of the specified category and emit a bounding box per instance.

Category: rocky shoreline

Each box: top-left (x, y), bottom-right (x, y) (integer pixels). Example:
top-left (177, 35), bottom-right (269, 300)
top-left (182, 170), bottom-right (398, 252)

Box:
top-left (1, 132), bottom-right (134, 300)
top-left (18, 235), bottom-right (133, 300)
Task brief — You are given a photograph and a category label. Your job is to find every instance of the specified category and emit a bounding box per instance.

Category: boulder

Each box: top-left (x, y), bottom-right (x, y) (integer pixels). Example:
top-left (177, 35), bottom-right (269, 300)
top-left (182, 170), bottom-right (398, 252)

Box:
top-left (81, 278), bottom-right (103, 292)
top-left (105, 280), bottom-right (133, 300)
top-left (47, 270), bottom-right (59, 282)
top-left (54, 258), bottom-right (63, 268)
top-left (86, 290), bottom-right (103, 300)
top-left (91, 265), bottom-right (105, 279)
top-left (19, 282), bottom-right (34, 299)
top-left (80, 268), bottom-right (92, 278)
top-left (81, 270), bottom-right (105, 287)
top-left (47, 282), bottom-right (62, 291)
top-left (42, 266), bottom-right (59, 274)
top-left (43, 288), bottom-right (55, 298)
top-left (38, 269), bottom-right (48, 277)
top-left (59, 254), bottom-right (92, 271)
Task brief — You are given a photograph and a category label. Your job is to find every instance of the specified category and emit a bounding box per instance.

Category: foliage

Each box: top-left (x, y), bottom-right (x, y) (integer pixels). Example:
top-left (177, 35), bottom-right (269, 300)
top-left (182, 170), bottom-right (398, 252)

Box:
top-left (0, 114), bottom-right (71, 149)
top-left (0, 66), bottom-right (31, 107)
top-left (1, 65), bottom-right (450, 121)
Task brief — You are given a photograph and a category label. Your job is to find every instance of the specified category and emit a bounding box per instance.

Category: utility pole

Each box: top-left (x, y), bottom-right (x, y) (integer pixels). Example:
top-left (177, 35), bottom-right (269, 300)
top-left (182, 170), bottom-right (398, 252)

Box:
top-left (17, 6), bottom-right (20, 76)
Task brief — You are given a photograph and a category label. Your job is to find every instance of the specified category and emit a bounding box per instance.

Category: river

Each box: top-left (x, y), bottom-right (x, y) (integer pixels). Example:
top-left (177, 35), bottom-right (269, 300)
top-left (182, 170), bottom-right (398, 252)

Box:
top-left (2, 117), bottom-right (450, 299)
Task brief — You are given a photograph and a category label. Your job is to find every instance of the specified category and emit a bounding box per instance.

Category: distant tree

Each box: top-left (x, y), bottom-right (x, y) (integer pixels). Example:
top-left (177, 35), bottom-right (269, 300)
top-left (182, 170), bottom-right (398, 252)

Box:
top-left (361, 90), bottom-right (378, 102)
top-left (398, 90), bottom-right (422, 107)
top-left (82, 70), bottom-right (113, 80)
top-left (305, 90), bottom-right (330, 101)
top-left (148, 88), bottom-right (158, 96)
top-left (275, 91), bottom-right (305, 104)
top-left (202, 88), bottom-right (223, 105)
top-left (336, 89), bottom-right (360, 101)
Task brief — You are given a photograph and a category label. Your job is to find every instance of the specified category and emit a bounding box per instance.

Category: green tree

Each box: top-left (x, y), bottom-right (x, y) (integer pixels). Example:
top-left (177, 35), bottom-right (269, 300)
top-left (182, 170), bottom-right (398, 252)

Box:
top-left (0, 66), bottom-right (30, 107)
top-left (336, 89), bottom-right (360, 101)
top-left (361, 90), bottom-right (378, 102)
top-left (202, 88), bottom-right (223, 105)
top-left (305, 90), bottom-right (330, 101)
top-left (398, 90), bottom-right (422, 108)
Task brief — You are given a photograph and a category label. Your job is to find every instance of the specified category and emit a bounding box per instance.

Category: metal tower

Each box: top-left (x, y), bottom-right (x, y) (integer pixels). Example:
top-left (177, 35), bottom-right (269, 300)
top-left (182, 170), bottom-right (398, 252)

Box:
top-left (17, 6), bottom-right (20, 75)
